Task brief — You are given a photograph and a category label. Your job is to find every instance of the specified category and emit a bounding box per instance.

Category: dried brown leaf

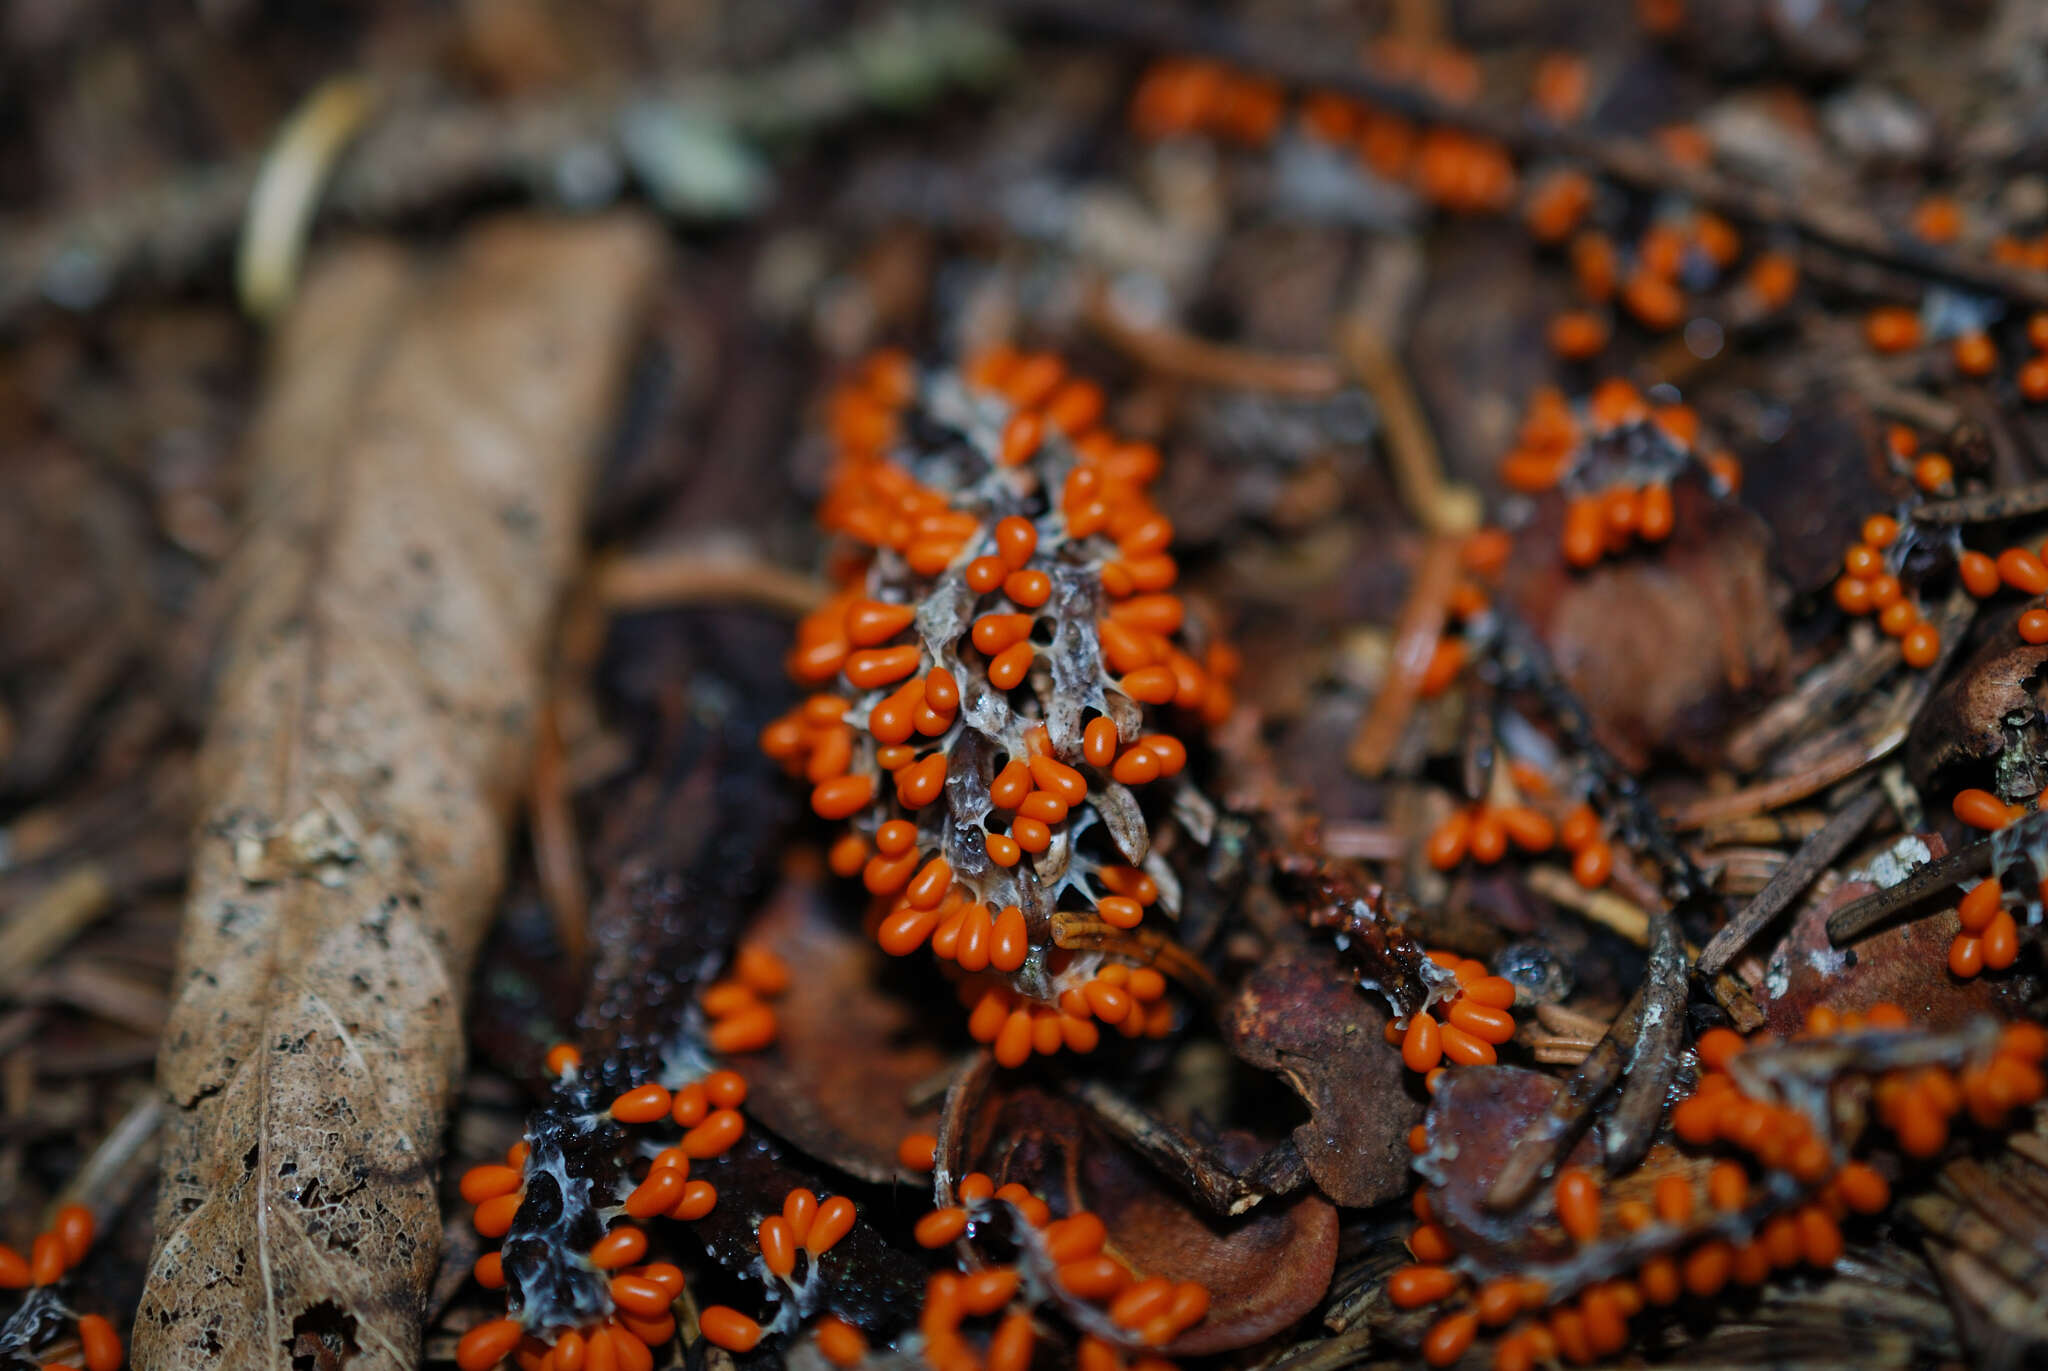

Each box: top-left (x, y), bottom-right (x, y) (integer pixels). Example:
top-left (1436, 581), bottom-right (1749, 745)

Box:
top-left (970, 1088), bottom-right (1337, 1356)
top-left (136, 216), bottom-right (664, 1370)
top-left (1906, 616), bottom-right (2048, 793)
top-left (1222, 943), bottom-right (1422, 1208)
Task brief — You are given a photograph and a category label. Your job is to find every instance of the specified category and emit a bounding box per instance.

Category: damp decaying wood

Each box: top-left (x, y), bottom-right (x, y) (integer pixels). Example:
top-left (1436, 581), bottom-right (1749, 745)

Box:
top-left (135, 216), bottom-right (664, 1370)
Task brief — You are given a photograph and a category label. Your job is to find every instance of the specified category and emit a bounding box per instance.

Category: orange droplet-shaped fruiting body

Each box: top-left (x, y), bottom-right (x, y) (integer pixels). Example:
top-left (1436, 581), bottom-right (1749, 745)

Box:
top-left (766, 351), bottom-right (1227, 1059)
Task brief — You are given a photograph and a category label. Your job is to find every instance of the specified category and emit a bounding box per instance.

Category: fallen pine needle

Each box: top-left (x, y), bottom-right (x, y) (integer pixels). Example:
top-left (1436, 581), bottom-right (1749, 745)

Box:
top-left (1348, 534), bottom-right (1462, 777)
top-left (1335, 318), bottom-right (1481, 538)
top-left (1086, 279), bottom-right (1346, 396)
top-left (596, 548), bottom-right (827, 617)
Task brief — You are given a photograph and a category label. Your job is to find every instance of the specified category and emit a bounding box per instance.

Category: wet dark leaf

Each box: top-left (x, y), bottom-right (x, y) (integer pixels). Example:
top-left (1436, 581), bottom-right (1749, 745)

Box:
top-left (1740, 395), bottom-right (1904, 598)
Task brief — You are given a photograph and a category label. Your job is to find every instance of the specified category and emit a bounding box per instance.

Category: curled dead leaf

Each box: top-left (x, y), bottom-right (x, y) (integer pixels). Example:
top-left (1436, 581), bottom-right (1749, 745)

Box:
top-left (1417, 1066), bottom-right (1598, 1267)
top-left (1223, 942), bottom-right (1422, 1207)
top-left (1906, 615), bottom-right (2048, 794)
top-left (1087, 1130), bottom-right (1336, 1355)
top-left (970, 1088), bottom-right (1337, 1356)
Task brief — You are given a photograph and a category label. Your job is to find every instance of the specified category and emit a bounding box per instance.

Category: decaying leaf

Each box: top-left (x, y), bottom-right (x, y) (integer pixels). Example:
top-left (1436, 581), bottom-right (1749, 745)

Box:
top-left (1740, 395), bottom-right (1905, 598)
top-left (1223, 942), bottom-right (1422, 1207)
top-left (1419, 1068), bottom-right (1719, 1281)
top-left (1417, 1066), bottom-right (1598, 1265)
top-left (738, 868), bottom-right (951, 1184)
top-left (1507, 480), bottom-right (1790, 769)
top-left (1759, 834), bottom-right (2031, 1036)
top-left (970, 1087), bottom-right (1338, 1356)
top-left (1082, 1130), bottom-right (1338, 1356)
top-left (138, 216), bottom-right (664, 1370)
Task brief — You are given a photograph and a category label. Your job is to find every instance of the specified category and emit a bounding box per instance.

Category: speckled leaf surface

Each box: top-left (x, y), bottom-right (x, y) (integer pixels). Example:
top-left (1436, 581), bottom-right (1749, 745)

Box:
top-left (135, 216), bottom-right (664, 1371)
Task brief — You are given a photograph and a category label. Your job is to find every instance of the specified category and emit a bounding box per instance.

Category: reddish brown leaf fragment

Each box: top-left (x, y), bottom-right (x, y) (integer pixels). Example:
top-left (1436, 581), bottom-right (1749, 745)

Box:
top-left (1085, 1132), bottom-right (1338, 1356)
top-left (736, 869), bottom-right (951, 1184)
top-left (1223, 943), bottom-right (1422, 1207)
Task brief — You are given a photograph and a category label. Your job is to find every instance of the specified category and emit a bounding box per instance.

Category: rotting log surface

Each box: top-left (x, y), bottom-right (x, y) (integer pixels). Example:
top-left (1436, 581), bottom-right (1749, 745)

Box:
top-left (135, 214), bottom-right (664, 1371)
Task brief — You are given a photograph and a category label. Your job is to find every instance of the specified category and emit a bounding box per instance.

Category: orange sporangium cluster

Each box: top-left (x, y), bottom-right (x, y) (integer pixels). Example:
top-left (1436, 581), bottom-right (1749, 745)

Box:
top-left (1399, 1010), bottom-right (2040, 1370)
top-left (1424, 802), bottom-right (1556, 871)
top-left (0, 1202), bottom-right (96, 1293)
top-left (1677, 1010), bottom-right (2044, 1166)
top-left (1941, 787), bottom-right (2037, 979)
top-left (1529, 192), bottom-right (1767, 354)
top-left (961, 953), bottom-right (1176, 1071)
top-left (1832, 513), bottom-right (1941, 669)
top-left (0, 1203), bottom-right (121, 1371)
top-left (763, 347), bottom-right (1232, 1068)
top-left (1132, 52), bottom-right (1517, 216)
top-left (698, 943), bottom-right (788, 1054)
top-left (1402, 1128), bottom-right (1870, 1371)
top-left (1397, 1141), bottom-right (1870, 1371)
top-left (1386, 951), bottom-right (1519, 1090)
top-left (1881, 423), bottom-right (1955, 496)
top-left (456, 1067), bottom-right (794, 1370)
top-left (1134, 52), bottom-right (1799, 359)
top-left (913, 1176), bottom-right (1208, 1369)
top-left (1424, 758), bottom-right (1615, 892)
top-left (1866, 303), bottom-right (2031, 394)
top-left (1945, 874), bottom-right (2025, 980)
top-left (1944, 530), bottom-right (2048, 649)
top-left (1499, 381), bottom-right (1737, 570)
top-left (1866, 306), bottom-right (2009, 388)
top-left (1127, 58), bottom-right (1285, 147)
top-left (1869, 1018), bottom-right (2046, 1153)
top-left (2021, 313), bottom-right (2048, 402)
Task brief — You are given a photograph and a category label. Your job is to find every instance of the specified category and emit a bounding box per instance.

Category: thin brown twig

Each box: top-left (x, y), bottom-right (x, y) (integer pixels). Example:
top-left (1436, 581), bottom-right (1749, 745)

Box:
top-left (1334, 320), bottom-right (1481, 537)
top-left (1699, 811), bottom-right (1832, 847)
top-left (1722, 629), bottom-right (1899, 775)
top-left (1910, 478), bottom-right (2048, 527)
top-left (528, 694), bottom-right (588, 967)
top-left (1085, 280), bottom-right (1346, 396)
top-left (0, 865), bottom-right (115, 998)
top-left (1317, 821), bottom-right (1407, 862)
top-left (1525, 865), bottom-right (1649, 945)
top-left (1535, 1002), bottom-right (1614, 1041)
top-left (1824, 821), bottom-right (2014, 945)
top-left (595, 549), bottom-right (828, 618)
top-left (1527, 866), bottom-right (1764, 1029)
top-left (1347, 535), bottom-right (1463, 777)
top-left (1671, 590), bottom-right (1972, 829)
